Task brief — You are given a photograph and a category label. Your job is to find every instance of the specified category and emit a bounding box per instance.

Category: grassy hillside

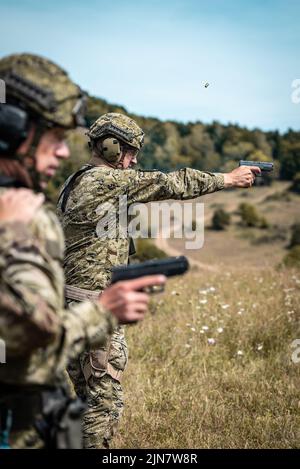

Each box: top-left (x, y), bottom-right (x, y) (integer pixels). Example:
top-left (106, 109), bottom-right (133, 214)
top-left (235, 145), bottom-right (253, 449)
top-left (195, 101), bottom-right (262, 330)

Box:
top-left (114, 267), bottom-right (300, 448)
top-left (113, 183), bottom-right (300, 449)
top-left (169, 181), bottom-right (299, 269)
top-left (51, 92), bottom-right (300, 448)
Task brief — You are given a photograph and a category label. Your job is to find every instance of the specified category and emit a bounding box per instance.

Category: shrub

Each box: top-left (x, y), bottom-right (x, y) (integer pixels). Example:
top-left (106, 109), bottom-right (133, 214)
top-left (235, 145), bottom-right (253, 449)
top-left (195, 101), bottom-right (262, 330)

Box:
top-left (289, 172), bottom-right (300, 194)
top-left (282, 246), bottom-right (300, 269)
top-left (238, 203), bottom-right (269, 229)
top-left (190, 219), bottom-right (197, 231)
top-left (131, 239), bottom-right (168, 262)
top-left (211, 209), bottom-right (231, 230)
top-left (289, 223), bottom-right (300, 249)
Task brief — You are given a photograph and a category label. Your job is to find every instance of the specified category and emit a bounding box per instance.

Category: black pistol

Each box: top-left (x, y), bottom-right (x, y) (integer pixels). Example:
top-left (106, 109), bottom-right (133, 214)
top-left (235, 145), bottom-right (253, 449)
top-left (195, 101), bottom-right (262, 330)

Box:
top-left (111, 256), bottom-right (190, 292)
top-left (239, 160), bottom-right (274, 176)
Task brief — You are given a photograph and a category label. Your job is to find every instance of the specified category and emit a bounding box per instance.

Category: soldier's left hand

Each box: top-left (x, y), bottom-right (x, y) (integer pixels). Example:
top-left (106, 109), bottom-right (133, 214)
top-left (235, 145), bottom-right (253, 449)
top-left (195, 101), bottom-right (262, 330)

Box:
top-left (0, 189), bottom-right (44, 223)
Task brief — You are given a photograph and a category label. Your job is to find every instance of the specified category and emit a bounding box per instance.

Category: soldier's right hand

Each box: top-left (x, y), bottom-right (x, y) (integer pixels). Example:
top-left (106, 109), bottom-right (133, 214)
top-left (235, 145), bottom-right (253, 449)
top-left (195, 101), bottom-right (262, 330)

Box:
top-left (99, 275), bottom-right (166, 324)
top-left (224, 165), bottom-right (261, 188)
top-left (0, 189), bottom-right (44, 223)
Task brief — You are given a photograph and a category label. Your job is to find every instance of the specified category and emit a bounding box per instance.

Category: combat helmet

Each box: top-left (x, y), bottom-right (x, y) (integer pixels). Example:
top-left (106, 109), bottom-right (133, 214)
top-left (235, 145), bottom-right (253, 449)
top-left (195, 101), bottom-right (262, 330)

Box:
top-left (0, 53), bottom-right (86, 157)
top-left (87, 113), bottom-right (144, 165)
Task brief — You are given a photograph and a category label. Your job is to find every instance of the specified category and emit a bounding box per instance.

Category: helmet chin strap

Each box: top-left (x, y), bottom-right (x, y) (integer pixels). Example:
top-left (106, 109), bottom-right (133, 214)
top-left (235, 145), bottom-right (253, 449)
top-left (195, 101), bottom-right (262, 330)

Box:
top-left (115, 151), bottom-right (126, 169)
top-left (92, 156), bottom-right (123, 170)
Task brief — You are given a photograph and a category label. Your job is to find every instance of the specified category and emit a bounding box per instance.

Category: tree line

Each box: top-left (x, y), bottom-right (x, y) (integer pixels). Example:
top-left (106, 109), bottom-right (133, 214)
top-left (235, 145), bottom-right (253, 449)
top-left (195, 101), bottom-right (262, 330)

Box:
top-left (47, 93), bottom-right (300, 200)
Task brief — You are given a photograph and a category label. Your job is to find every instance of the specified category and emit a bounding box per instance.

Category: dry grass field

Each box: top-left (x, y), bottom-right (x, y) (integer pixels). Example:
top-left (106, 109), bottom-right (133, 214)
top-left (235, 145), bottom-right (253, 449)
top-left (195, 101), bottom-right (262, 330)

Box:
top-left (113, 182), bottom-right (300, 449)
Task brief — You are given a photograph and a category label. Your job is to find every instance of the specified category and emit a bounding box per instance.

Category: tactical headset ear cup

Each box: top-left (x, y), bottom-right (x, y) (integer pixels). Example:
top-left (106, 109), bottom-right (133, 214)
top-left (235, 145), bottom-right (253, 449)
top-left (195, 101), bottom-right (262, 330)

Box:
top-left (0, 104), bottom-right (29, 156)
top-left (101, 137), bottom-right (121, 162)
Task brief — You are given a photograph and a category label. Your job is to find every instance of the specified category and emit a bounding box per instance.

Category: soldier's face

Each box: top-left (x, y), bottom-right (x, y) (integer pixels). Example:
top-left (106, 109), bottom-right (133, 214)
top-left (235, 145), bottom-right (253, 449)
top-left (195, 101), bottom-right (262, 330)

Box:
top-left (121, 149), bottom-right (138, 169)
top-left (35, 127), bottom-right (70, 178)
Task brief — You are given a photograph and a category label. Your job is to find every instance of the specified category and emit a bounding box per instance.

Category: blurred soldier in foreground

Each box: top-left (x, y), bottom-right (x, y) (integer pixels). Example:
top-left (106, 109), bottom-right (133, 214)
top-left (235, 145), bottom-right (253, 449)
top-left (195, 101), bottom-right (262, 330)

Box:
top-left (0, 54), bottom-right (165, 449)
top-left (58, 112), bottom-right (261, 448)
top-left (0, 189), bottom-right (44, 223)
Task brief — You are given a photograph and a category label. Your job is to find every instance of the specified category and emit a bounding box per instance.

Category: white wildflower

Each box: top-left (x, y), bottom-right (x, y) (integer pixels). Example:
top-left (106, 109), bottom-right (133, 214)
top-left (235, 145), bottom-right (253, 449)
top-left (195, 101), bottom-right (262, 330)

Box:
top-left (217, 327), bottom-right (224, 334)
top-left (221, 304), bottom-right (230, 310)
top-left (207, 338), bottom-right (216, 345)
top-left (199, 299), bottom-right (208, 305)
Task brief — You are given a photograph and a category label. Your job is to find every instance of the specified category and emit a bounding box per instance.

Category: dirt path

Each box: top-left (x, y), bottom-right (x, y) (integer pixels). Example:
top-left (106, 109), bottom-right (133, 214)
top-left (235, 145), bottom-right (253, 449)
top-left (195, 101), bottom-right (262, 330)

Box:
top-left (155, 215), bottom-right (220, 272)
top-left (154, 185), bottom-right (277, 272)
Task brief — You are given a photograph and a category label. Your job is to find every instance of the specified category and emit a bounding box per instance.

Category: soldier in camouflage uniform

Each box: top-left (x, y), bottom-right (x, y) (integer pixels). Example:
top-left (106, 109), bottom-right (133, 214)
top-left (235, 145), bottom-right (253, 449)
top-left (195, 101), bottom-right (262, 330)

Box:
top-left (0, 188), bottom-right (44, 223)
top-left (0, 55), bottom-right (165, 449)
top-left (57, 113), bottom-right (259, 448)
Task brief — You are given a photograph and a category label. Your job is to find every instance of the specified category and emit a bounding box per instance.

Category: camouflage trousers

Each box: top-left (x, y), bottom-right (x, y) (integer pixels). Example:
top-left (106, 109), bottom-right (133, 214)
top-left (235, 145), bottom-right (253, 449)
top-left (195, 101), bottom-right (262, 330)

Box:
top-left (67, 326), bottom-right (128, 449)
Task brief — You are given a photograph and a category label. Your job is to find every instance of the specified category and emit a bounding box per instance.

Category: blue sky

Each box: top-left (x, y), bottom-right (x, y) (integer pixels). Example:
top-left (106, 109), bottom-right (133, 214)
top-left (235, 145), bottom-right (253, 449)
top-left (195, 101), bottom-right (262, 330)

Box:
top-left (1, 0), bottom-right (299, 132)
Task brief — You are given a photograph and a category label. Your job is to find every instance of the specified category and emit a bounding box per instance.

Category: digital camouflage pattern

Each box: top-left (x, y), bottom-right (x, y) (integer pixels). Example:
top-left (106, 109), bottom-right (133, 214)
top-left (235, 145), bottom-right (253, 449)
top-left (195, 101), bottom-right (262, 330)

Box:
top-left (58, 166), bottom-right (224, 290)
top-left (57, 164), bottom-right (225, 448)
top-left (0, 189), bottom-right (117, 388)
top-left (87, 113), bottom-right (145, 150)
top-left (67, 327), bottom-right (127, 449)
top-left (0, 54), bottom-right (84, 129)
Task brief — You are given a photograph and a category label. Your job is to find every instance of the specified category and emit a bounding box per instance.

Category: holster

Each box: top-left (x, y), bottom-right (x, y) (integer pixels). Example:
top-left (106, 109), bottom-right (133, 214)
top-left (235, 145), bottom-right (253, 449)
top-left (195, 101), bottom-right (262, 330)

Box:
top-left (35, 387), bottom-right (86, 449)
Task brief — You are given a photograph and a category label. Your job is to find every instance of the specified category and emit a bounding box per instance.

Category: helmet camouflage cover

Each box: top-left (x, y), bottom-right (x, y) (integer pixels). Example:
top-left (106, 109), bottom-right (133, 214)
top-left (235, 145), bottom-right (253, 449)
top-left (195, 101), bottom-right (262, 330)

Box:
top-left (0, 53), bottom-right (85, 129)
top-left (87, 113), bottom-right (145, 151)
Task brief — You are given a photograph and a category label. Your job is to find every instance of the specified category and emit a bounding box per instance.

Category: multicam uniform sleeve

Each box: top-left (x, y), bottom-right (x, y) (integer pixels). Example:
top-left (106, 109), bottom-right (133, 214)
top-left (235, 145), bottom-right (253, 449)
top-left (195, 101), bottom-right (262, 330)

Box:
top-left (0, 221), bottom-right (116, 359)
top-left (112, 168), bottom-right (225, 204)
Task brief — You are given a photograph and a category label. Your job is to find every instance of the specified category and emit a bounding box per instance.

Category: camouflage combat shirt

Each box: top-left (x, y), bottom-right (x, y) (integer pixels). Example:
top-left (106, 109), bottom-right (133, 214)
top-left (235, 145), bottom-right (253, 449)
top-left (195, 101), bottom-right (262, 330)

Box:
top-left (0, 196), bottom-right (116, 387)
top-left (57, 166), bottom-right (225, 290)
